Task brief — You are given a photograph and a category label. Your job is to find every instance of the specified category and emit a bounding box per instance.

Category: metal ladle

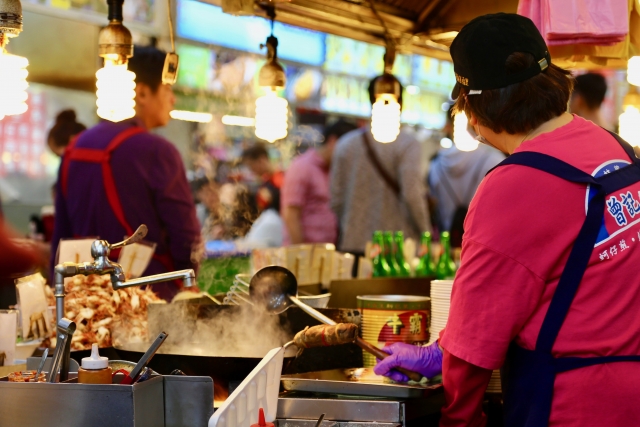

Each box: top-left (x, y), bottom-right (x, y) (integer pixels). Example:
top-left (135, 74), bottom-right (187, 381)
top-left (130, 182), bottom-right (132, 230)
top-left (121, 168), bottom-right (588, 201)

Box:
top-left (249, 266), bottom-right (423, 382)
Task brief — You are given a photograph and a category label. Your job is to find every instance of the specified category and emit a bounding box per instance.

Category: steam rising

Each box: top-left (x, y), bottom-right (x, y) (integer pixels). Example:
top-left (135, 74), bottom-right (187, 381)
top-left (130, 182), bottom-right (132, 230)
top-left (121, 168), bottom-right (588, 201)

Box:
top-left (122, 302), bottom-right (292, 358)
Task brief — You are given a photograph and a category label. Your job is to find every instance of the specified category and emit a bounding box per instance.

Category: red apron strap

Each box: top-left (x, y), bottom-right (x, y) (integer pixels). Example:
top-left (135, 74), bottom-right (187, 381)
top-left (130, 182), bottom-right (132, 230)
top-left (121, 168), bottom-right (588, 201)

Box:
top-left (61, 132), bottom-right (83, 197)
top-left (105, 127), bottom-right (145, 154)
top-left (61, 126), bottom-right (145, 236)
top-left (101, 127), bottom-right (145, 235)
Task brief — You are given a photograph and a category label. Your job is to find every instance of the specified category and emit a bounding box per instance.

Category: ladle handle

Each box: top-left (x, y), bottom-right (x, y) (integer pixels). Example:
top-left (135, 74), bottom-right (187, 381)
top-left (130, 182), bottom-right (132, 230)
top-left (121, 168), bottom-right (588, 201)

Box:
top-left (354, 337), bottom-right (423, 383)
top-left (288, 296), bottom-right (423, 383)
top-left (289, 296), bottom-right (337, 325)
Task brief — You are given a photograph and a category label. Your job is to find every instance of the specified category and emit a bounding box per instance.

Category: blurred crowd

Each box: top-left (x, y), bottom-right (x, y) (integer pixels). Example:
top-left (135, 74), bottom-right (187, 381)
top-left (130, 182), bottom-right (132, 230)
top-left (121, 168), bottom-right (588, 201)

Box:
top-left (0, 48), bottom-right (611, 305)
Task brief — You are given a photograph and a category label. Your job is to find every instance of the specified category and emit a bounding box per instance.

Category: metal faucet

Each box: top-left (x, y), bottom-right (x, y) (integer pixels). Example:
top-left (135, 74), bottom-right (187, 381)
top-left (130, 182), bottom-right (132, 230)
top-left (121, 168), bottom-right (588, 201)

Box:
top-left (53, 224), bottom-right (196, 323)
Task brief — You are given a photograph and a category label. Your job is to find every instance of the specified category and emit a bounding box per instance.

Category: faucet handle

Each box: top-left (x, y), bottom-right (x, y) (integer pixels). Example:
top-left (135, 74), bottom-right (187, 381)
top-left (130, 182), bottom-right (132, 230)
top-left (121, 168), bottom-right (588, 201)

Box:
top-left (110, 224), bottom-right (148, 250)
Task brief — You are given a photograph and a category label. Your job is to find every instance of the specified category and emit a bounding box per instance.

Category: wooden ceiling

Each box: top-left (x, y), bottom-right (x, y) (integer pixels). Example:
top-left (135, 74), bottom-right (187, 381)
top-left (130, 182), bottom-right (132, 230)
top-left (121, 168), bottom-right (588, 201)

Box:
top-left (210, 0), bottom-right (519, 60)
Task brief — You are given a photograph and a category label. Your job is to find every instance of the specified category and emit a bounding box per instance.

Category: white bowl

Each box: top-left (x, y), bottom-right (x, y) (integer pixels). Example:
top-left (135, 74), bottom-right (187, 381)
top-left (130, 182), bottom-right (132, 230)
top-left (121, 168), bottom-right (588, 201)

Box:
top-left (298, 293), bottom-right (331, 308)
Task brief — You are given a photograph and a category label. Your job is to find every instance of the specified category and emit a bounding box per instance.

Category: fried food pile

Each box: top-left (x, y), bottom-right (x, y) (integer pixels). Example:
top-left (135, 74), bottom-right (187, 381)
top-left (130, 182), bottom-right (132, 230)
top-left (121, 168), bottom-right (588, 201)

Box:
top-left (46, 275), bottom-right (164, 350)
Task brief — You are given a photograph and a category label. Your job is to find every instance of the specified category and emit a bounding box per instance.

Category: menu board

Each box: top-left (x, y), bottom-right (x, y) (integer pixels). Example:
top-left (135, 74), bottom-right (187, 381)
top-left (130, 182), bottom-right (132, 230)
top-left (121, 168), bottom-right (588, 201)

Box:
top-left (176, 44), bottom-right (213, 90)
top-left (0, 91), bottom-right (48, 178)
top-left (321, 74), bottom-right (370, 117)
top-left (412, 56), bottom-right (455, 96)
top-left (402, 90), bottom-right (448, 129)
top-left (24, 0), bottom-right (155, 23)
top-left (324, 35), bottom-right (385, 78)
top-left (177, 0), bottom-right (325, 66)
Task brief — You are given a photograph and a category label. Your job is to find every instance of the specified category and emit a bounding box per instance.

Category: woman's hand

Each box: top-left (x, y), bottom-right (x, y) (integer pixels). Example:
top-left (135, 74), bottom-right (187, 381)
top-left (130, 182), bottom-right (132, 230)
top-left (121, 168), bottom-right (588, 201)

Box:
top-left (373, 341), bottom-right (443, 382)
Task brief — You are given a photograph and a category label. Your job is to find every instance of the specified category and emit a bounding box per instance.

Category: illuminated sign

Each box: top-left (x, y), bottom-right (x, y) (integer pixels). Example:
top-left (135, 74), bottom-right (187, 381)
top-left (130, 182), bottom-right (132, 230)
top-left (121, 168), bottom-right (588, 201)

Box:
top-left (176, 0), bottom-right (325, 66)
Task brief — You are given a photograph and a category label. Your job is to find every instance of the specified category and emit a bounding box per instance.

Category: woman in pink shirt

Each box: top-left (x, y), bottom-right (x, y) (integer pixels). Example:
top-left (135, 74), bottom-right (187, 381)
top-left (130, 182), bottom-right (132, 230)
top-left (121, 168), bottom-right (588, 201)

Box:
top-left (374, 13), bottom-right (640, 427)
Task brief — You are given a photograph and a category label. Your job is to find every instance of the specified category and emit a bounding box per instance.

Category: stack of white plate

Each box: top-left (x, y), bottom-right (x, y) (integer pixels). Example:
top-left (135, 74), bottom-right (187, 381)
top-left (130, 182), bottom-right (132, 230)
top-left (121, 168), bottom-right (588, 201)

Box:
top-left (429, 280), bottom-right (453, 344)
top-left (486, 370), bottom-right (502, 393)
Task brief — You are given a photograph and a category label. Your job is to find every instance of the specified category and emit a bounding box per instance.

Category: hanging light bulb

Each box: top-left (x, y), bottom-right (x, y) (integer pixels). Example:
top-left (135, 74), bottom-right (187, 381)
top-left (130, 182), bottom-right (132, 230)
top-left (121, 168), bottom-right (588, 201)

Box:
top-left (255, 25), bottom-right (288, 143)
top-left (96, 59), bottom-right (135, 122)
top-left (628, 56), bottom-right (640, 86)
top-left (0, 51), bottom-right (28, 118)
top-left (96, 0), bottom-right (135, 122)
top-left (453, 112), bottom-right (479, 152)
top-left (371, 92), bottom-right (401, 143)
top-left (256, 87), bottom-right (288, 142)
top-left (619, 86), bottom-right (640, 147)
top-left (371, 43), bottom-right (401, 143)
top-left (0, 0), bottom-right (29, 120)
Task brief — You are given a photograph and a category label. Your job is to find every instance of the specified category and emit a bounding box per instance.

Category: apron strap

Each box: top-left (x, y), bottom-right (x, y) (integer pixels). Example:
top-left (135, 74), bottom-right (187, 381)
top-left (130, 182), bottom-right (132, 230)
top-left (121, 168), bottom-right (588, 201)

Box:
top-left (490, 150), bottom-right (640, 353)
top-left (554, 354), bottom-right (640, 373)
top-left (535, 189), bottom-right (605, 352)
top-left (606, 129), bottom-right (638, 164)
top-left (488, 151), bottom-right (599, 185)
top-left (61, 127), bottom-right (145, 236)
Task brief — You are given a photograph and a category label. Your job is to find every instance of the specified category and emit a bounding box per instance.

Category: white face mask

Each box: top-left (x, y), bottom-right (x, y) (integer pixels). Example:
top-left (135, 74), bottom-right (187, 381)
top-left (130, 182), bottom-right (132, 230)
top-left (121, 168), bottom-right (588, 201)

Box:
top-left (474, 125), bottom-right (507, 155)
top-left (474, 125), bottom-right (490, 145)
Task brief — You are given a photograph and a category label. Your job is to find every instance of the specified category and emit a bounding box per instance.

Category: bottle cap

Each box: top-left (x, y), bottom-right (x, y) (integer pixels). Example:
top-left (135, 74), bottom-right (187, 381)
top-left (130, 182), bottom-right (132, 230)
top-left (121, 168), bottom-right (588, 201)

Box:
top-left (250, 408), bottom-right (274, 427)
top-left (81, 344), bottom-right (109, 370)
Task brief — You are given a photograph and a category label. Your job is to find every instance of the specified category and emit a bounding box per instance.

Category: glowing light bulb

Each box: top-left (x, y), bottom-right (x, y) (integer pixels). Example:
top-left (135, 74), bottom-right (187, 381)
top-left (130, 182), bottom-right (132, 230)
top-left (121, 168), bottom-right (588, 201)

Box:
top-left (453, 112), bottom-right (479, 152)
top-left (619, 106), bottom-right (640, 147)
top-left (371, 94), bottom-right (401, 143)
top-left (96, 59), bottom-right (136, 122)
top-left (255, 88), bottom-right (288, 143)
top-left (0, 52), bottom-right (28, 119)
top-left (628, 56), bottom-right (640, 86)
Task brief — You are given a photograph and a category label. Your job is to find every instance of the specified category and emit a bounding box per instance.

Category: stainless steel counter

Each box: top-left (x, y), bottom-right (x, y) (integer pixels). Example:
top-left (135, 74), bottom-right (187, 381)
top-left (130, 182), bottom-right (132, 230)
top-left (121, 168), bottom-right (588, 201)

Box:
top-left (277, 391), bottom-right (445, 427)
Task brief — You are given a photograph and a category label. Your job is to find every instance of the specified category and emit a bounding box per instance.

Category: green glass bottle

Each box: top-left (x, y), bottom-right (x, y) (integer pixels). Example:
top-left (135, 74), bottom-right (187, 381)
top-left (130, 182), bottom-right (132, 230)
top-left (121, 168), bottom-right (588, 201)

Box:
top-left (383, 231), bottom-right (399, 277)
top-left (394, 231), bottom-right (410, 277)
top-left (436, 231), bottom-right (457, 280)
top-left (415, 232), bottom-right (436, 277)
top-left (371, 231), bottom-right (391, 277)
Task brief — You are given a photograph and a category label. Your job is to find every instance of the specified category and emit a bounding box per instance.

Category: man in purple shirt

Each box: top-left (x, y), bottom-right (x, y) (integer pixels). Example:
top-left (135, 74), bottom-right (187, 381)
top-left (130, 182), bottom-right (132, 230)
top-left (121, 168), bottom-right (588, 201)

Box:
top-left (51, 46), bottom-right (200, 301)
top-left (281, 120), bottom-right (357, 245)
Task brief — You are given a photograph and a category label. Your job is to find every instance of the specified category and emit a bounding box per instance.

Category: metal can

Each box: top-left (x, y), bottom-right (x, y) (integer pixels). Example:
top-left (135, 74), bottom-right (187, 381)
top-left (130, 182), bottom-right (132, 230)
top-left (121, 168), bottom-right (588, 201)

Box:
top-left (357, 295), bottom-right (430, 367)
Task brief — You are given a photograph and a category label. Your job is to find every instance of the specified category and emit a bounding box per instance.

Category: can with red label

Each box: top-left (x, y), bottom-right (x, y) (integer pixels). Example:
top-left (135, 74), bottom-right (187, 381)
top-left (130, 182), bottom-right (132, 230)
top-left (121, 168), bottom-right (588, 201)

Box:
top-left (357, 295), bottom-right (431, 367)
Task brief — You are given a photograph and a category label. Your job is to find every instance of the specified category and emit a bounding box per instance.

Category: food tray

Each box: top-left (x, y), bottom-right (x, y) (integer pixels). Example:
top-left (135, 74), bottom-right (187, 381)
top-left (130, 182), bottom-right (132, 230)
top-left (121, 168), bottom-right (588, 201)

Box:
top-left (281, 368), bottom-right (442, 399)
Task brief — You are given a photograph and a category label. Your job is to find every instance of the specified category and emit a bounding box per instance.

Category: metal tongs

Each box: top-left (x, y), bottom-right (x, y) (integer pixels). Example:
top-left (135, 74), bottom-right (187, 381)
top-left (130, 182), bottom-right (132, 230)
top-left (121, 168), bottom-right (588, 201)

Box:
top-left (47, 318), bottom-right (76, 382)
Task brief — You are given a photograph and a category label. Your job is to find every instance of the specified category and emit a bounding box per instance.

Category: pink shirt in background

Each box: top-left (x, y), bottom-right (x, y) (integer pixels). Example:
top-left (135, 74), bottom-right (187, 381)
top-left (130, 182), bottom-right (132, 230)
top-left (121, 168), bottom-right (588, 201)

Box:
top-left (440, 116), bottom-right (640, 426)
top-left (281, 149), bottom-right (337, 245)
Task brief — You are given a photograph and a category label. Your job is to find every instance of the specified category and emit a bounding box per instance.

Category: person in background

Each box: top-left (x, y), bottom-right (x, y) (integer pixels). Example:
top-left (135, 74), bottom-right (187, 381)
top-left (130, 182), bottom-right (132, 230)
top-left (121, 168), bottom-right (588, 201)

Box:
top-left (0, 222), bottom-right (43, 308)
top-left (281, 120), bottom-right (357, 245)
top-left (241, 205), bottom-right (283, 248)
top-left (193, 178), bottom-right (224, 241)
top-left (331, 79), bottom-right (430, 258)
top-left (241, 143), bottom-right (284, 214)
top-left (47, 109), bottom-right (86, 157)
top-left (428, 107), bottom-right (505, 246)
top-left (51, 46), bottom-right (200, 301)
top-left (569, 72), bottom-right (608, 128)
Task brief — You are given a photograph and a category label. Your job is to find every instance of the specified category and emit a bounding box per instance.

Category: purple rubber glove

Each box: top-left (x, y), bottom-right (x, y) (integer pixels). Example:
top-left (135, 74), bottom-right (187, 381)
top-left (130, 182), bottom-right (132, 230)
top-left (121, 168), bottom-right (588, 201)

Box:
top-left (373, 341), bottom-right (443, 383)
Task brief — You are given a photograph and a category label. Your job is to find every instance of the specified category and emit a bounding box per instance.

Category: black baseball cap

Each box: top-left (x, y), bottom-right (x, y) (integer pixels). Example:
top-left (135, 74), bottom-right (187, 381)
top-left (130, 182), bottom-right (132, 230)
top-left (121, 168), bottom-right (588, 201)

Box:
top-left (450, 13), bottom-right (551, 100)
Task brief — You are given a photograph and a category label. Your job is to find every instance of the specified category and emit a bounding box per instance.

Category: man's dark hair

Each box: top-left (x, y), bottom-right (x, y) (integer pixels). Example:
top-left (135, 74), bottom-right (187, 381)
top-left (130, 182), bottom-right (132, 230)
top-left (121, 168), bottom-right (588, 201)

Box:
top-left (242, 143), bottom-right (269, 161)
top-left (367, 76), bottom-right (404, 106)
top-left (453, 52), bottom-right (573, 135)
top-left (128, 45), bottom-right (166, 92)
top-left (574, 73), bottom-right (607, 110)
top-left (322, 119), bottom-right (357, 144)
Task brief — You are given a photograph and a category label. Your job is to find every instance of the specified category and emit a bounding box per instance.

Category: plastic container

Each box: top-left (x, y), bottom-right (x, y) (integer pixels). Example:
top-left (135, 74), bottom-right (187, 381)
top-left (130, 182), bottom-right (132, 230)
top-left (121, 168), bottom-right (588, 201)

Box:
top-left (78, 344), bottom-right (112, 384)
top-left (209, 346), bottom-right (284, 427)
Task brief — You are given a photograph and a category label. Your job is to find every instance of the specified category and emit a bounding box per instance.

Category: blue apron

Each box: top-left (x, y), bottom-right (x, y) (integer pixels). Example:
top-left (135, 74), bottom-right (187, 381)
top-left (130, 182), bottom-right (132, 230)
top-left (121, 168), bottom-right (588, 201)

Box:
top-left (489, 131), bottom-right (640, 427)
